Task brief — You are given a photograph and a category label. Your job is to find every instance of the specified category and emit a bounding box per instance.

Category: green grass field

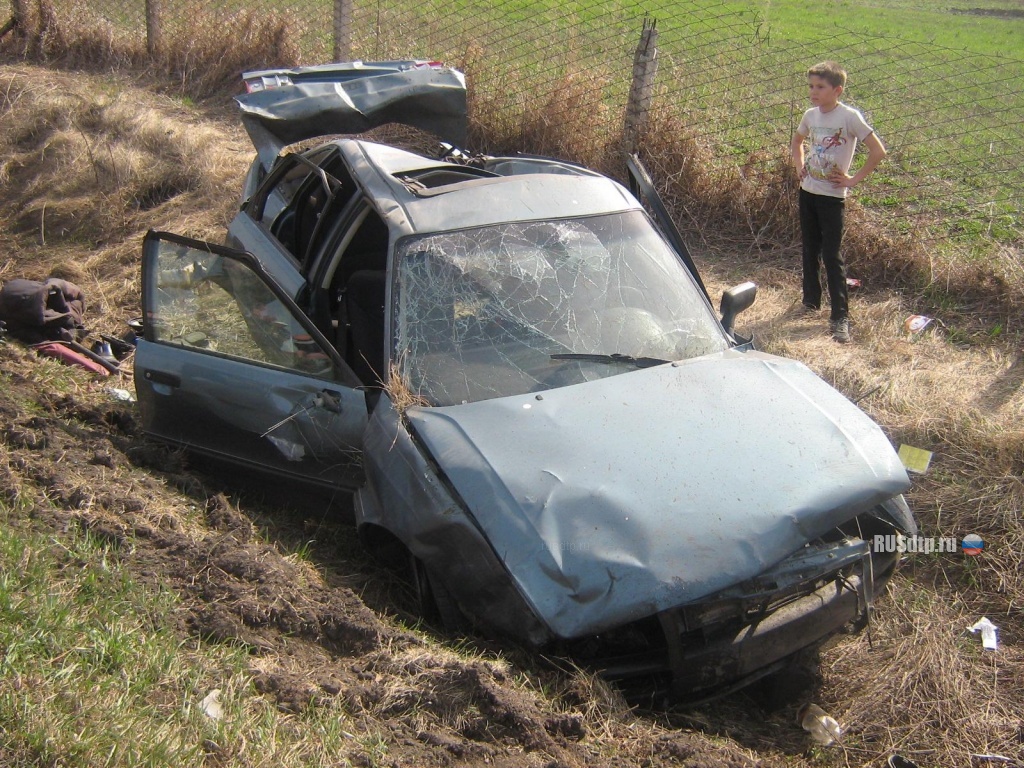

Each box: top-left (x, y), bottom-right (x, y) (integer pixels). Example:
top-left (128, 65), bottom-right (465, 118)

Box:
top-left (753, 0), bottom-right (1024, 56)
top-left (355, 0), bottom-right (1024, 249)
top-left (603, 0), bottom-right (1024, 249)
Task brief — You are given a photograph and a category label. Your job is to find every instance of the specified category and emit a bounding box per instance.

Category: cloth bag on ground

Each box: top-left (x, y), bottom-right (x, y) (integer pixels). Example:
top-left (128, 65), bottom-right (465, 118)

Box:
top-left (0, 278), bottom-right (87, 343)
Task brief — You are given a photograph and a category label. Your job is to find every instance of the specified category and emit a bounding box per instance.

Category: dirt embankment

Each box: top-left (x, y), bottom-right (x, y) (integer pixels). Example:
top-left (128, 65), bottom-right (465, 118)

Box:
top-left (2, 61), bottom-right (1022, 768)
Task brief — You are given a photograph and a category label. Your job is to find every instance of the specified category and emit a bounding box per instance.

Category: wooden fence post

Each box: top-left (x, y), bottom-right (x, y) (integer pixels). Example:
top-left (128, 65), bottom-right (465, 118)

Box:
top-left (333, 0), bottom-right (352, 61)
top-left (12, 0), bottom-right (41, 55)
top-left (624, 17), bottom-right (658, 156)
top-left (145, 0), bottom-right (162, 56)
top-left (10, 0), bottom-right (29, 33)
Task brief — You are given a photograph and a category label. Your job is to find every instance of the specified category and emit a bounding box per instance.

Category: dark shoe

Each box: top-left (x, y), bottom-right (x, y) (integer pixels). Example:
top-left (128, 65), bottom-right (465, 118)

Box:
top-left (831, 317), bottom-right (851, 343)
top-left (800, 303), bottom-right (820, 315)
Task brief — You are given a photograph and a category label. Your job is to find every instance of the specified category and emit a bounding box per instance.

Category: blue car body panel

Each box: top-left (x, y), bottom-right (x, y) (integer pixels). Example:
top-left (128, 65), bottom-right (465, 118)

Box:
top-left (406, 350), bottom-right (910, 638)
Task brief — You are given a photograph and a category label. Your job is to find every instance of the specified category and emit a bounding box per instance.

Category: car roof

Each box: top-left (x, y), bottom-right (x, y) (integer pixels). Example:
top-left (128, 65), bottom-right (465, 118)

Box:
top-left (339, 140), bottom-right (642, 236)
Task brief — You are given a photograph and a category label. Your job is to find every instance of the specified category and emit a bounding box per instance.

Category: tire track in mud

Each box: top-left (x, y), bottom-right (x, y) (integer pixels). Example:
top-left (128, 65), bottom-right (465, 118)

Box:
top-left (0, 353), bottom-right (760, 767)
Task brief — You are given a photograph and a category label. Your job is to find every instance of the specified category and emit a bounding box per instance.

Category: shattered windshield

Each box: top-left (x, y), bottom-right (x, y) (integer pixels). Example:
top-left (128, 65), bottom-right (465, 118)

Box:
top-left (395, 211), bottom-right (728, 405)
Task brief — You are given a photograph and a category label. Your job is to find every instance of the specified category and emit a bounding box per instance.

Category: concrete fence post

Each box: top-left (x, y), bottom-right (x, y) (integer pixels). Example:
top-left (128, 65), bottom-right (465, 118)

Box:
top-left (624, 17), bottom-right (658, 156)
top-left (333, 0), bottom-right (352, 61)
top-left (145, 0), bottom-right (162, 56)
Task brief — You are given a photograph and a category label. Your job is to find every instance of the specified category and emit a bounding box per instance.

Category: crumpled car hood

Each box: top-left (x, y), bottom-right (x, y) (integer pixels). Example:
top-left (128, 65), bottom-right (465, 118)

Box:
top-left (405, 350), bottom-right (910, 639)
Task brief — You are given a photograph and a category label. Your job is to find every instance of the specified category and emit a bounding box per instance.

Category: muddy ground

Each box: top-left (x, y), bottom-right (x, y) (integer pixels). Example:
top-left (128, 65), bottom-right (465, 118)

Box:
top-left (0, 62), bottom-right (799, 767)
top-left (0, 336), bottom-right (793, 767)
top-left (2, 61), bottom-right (1020, 768)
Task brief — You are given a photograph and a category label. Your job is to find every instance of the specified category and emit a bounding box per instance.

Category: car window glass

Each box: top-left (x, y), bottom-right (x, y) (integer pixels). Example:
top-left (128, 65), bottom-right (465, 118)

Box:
top-left (395, 211), bottom-right (728, 405)
top-left (148, 240), bottom-right (335, 379)
top-left (256, 149), bottom-right (328, 224)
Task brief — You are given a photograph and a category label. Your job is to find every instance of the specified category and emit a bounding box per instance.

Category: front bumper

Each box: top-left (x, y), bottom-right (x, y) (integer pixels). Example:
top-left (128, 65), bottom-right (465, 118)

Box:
top-left (592, 537), bottom-right (889, 702)
top-left (659, 568), bottom-right (869, 698)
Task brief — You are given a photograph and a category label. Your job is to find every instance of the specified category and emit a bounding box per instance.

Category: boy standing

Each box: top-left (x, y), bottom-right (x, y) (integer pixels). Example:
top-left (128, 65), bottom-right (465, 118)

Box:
top-left (791, 61), bottom-right (886, 343)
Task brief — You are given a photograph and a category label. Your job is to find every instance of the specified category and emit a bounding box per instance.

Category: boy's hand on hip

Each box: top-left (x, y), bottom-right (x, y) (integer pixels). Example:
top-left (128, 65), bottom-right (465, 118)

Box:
top-left (828, 169), bottom-right (856, 187)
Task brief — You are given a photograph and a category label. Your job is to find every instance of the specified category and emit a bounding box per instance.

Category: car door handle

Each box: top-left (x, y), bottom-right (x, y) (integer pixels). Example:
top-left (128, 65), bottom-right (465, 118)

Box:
top-left (143, 369), bottom-right (181, 388)
top-left (314, 389), bottom-right (342, 413)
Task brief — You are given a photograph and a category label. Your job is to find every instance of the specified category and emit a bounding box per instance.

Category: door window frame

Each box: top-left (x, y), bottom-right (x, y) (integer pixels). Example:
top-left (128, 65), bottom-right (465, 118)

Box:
top-left (143, 229), bottom-right (364, 389)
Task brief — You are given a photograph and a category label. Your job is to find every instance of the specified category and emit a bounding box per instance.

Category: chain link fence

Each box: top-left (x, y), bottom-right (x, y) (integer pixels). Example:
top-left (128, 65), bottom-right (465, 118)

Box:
top-left (5, 0), bottom-right (1023, 256)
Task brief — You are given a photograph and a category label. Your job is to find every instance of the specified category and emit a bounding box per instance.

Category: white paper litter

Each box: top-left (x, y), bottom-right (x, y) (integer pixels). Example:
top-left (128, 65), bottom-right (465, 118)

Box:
top-left (903, 314), bottom-right (934, 334)
top-left (200, 689), bottom-right (224, 720)
top-left (105, 387), bottom-right (136, 403)
top-left (968, 617), bottom-right (999, 651)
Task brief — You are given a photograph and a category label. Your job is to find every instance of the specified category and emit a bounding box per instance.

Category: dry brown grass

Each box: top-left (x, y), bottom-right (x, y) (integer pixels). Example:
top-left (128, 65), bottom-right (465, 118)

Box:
top-left (152, 8), bottom-right (300, 98)
top-left (464, 44), bottom-right (622, 176)
top-left (3, 0), bottom-right (141, 65)
top-left (824, 580), bottom-right (1023, 765)
top-left (3, 0), bottom-right (299, 97)
top-left (1, 54), bottom-right (1022, 768)
top-left (712, 269), bottom-right (1024, 767)
top-left (383, 361), bottom-right (429, 411)
top-left (0, 63), bottom-right (250, 332)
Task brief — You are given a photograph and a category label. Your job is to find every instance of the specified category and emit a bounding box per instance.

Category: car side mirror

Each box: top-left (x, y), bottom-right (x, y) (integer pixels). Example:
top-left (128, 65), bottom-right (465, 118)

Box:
top-left (720, 281), bottom-right (757, 338)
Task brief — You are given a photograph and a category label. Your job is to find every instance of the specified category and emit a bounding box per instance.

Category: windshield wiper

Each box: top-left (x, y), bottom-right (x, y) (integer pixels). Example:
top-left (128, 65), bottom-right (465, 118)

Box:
top-left (550, 353), bottom-right (668, 368)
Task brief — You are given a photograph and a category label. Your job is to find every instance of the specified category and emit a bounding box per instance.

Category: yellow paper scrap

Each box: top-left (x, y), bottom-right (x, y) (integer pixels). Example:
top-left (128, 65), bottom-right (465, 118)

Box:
top-left (898, 444), bottom-right (933, 474)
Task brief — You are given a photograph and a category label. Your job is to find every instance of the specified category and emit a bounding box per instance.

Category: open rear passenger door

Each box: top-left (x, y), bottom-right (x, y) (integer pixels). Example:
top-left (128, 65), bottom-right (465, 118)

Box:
top-left (134, 231), bottom-right (369, 491)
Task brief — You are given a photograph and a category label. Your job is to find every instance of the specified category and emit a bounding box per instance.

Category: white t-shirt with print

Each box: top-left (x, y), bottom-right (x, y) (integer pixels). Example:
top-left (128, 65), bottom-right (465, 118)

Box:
top-left (798, 102), bottom-right (874, 199)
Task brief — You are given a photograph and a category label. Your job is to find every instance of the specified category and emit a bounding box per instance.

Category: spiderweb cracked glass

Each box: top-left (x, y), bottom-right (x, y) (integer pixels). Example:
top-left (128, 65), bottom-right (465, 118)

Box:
top-left (395, 211), bottom-right (727, 406)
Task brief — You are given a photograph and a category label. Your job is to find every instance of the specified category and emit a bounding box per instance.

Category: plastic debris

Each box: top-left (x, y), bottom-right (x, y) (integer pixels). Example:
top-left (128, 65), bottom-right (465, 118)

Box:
top-left (898, 444), bottom-right (933, 474)
top-left (34, 341), bottom-right (111, 376)
top-left (91, 339), bottom-right (118, 365)
top-left (199, 689), bottom-right (223, 720)
top-left (970, 754), bottom-right (1014, 763)
top-left (797, 703), bottom-right (842, 746)
top-left (846, 277), bottom-right (862, 289)
top-left (903, 314), bottom-right (933, 334)
top-left (968, 617), bottom-right (999, 650)
top-left (100, 333), bottom-right (136, 360)
top-left (105, 387), bottom-right (136, 403)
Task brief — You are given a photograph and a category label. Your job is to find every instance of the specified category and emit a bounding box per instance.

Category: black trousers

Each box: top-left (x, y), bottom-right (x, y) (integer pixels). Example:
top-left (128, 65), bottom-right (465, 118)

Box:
top-left (799, 189), bottom-right (847, 321)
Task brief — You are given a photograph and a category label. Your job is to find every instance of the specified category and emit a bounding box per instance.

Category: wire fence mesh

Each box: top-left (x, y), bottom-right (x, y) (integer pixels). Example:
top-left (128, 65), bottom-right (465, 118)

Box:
top-left (5, 0), bottom-right (1023, 255)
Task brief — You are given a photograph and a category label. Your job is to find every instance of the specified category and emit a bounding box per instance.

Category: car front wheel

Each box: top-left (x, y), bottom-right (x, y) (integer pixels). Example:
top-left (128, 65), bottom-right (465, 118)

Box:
top-left (410, 555), bottom-right (469, 635)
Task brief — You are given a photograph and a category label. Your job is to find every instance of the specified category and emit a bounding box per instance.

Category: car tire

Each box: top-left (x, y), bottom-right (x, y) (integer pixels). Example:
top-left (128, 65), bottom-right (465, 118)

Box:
top-left (410, 555), bottom-right (469, 635)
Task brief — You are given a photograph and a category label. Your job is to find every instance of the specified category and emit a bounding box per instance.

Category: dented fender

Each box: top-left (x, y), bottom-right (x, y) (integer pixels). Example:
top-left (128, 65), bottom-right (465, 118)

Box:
top-left (354, 395), bottom-right (550, 645)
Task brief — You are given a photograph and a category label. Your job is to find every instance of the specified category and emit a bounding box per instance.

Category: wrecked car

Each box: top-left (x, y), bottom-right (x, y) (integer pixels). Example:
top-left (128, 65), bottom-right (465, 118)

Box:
top-left (134, 60), bottom-right (916, 700)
